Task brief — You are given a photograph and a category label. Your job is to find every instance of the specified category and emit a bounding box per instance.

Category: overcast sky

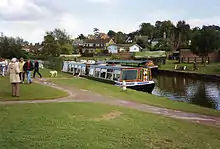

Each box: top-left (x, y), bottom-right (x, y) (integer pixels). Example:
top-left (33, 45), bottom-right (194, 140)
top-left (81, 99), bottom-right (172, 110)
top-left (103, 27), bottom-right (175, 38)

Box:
top-left (0, 0), bottom-right (220, 43)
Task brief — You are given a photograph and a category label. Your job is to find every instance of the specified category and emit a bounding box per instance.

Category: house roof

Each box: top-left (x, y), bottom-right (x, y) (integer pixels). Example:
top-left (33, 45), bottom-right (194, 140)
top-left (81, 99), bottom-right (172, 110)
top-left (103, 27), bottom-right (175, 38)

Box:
top-left (84, 38), bottom-right (111, 44)
top-left (116, 43), bottom-right (143, 49)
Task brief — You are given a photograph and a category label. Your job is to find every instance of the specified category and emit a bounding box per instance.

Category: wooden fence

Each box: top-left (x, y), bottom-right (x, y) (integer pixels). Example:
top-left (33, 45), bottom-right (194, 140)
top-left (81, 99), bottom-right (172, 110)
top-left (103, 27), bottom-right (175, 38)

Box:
top-left (179, 57), bottom-right (210, 64)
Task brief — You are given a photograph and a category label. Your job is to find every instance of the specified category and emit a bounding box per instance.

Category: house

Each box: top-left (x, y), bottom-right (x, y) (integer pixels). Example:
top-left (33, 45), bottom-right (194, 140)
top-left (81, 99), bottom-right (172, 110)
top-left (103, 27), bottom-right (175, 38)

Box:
top-left (129, 44), bottom-right (143, 53)
top-left (107, 44), bottom-right (118, 54)
top-left (82, 38), bottom-right (111, 53)
top-left (125, 36), bottom-right (133, 43)
top-left (22, 46), bottom-right (30, 53)
top-left (107, 43), bottom-right (143, 54)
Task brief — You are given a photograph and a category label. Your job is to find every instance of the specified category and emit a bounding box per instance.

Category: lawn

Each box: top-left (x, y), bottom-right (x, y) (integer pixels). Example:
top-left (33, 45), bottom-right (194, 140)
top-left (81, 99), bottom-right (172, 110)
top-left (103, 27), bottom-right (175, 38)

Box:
top-left (160, 60), bottom-right (220, 75)
top-left (0, 103), bottom-right (219, 149)
top-left (38, 68), bottom-right (72, 78)
top-left (0, 76), bottom-right (68, 101)
top-left (53, 77), bottom-right (220, 117)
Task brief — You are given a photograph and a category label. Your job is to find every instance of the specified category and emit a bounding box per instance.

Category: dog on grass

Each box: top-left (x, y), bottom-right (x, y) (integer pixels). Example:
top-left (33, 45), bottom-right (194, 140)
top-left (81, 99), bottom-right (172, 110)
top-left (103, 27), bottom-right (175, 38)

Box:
top-left (50, 71), bottom-right (57, 78)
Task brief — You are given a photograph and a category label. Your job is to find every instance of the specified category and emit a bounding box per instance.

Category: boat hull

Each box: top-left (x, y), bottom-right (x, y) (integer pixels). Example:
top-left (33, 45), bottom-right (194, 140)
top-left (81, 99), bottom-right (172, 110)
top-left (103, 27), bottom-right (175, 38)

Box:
top-left (128, 83), bottom-right (155, 93)
top-left (82, 75), bottom-right (155, 93)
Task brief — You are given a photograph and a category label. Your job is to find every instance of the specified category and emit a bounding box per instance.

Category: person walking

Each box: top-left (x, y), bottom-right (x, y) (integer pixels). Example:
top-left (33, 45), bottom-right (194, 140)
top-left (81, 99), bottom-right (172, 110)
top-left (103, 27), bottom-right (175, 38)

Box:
top-left (0, 57), bottom-right (5, 76)
top-left (33, 60), bottom-right (42, 78)
top-left (23, 58), bottom-right (34, 84)
top-left (19, 58), bottom-right (26, 83)
top-left (8, 58), bottom-right (20, 97)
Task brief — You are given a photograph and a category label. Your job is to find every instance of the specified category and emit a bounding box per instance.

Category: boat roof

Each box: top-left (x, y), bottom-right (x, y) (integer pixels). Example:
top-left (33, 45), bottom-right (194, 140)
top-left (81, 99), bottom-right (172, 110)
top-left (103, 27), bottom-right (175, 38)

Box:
top-left (105, 60), bottom-right (152, 64)
top-left (90, 65), bottom-right (136, 70)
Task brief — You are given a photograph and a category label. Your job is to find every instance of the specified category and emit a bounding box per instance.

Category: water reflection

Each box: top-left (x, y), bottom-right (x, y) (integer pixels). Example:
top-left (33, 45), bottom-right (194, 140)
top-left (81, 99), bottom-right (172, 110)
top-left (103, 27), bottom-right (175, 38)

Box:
top-left (152, 74), bottom-right (220, 110)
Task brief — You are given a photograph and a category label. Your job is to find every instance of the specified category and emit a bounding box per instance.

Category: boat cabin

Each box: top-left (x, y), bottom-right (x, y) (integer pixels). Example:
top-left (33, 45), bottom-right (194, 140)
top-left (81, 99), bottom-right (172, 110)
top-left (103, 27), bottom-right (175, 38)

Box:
top-left (88, 65), bottom-right (153, 83)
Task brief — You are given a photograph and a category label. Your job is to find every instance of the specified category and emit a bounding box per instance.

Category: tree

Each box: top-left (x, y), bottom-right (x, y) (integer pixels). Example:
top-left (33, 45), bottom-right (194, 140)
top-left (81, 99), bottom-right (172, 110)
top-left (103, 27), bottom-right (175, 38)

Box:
top-left (191, 25), bottom-right (220, 63)
top-left (107, 30), bottom-right (117, 38)
top-left (139, 23), bottom-right (155, 39)
top-left (61, 43), bottom-right (74, 55)
top-left (154, 20), bottom-right (175, 39)
top-left (115, 32), bottom-right (126, 44)
top-left (93, 28), bottom-right (100, 38)
top-left (136, 38), bottom-right (147, 48)
top-left (41, 33), bottom-right (61, 57)
top-left (0, 36), bottom-right (26, 58)
top-left (77, 34), bottom-right (86, 40)
top-left (42, 29), bottom-right (74, 56)
top-left (152, 39), bottom-right (172, 51)
top-left (172, 20), bottom-right (190, 51)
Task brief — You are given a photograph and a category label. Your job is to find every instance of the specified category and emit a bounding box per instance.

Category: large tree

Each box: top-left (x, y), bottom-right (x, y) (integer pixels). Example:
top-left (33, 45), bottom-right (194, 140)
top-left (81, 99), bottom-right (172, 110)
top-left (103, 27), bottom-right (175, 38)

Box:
top-left (139, 23), bottom-right (155, 39)
top-left (190, 25), bottom-right (220, 63)
top-left (41, 33), bottom-right (61, 57)
top-left (0, 35), bottom-right (26, 58)
top-left (115, 32), bottom-right (127, 44)
top-left (42, 29), bottom-right (73, 56)
top-left (107, 30), bottom-right (117, 38)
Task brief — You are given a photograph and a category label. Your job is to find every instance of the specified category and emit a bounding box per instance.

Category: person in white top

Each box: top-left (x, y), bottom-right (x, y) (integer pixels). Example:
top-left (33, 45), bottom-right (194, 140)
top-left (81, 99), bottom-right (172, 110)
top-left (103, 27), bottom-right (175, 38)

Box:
top-left (122, 80), bottom-right (127, 91)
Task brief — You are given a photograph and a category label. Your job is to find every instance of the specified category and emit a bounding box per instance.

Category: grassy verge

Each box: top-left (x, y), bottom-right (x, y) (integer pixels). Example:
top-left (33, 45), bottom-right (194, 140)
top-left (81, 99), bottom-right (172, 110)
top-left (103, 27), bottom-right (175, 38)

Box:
top-left (53, 78), bottom-right (220, 117)
top-left (160, 60), bottom-right (220, 75)
top-left (38, 68), bottom-right (72, 78)
top-left (0, 77), bottom-right (68, 101)
top-left (0, 102), bottom-right (219, 149)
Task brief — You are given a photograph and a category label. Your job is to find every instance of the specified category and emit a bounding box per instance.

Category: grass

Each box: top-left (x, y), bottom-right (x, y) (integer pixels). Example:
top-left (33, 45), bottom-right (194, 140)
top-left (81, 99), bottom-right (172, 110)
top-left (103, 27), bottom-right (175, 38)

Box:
top-left (52, 77), bottom-right (220, 117)
top-left (0, 102), bottom-right (219, 149)
top-left (135, 51), bottom-right (166, 58)
top-left (160, 60), bottom-right (220, 75)
top-left (0, 76), bottom-right (68, 101)
top-left (39, 68), bottom-right (72, 78)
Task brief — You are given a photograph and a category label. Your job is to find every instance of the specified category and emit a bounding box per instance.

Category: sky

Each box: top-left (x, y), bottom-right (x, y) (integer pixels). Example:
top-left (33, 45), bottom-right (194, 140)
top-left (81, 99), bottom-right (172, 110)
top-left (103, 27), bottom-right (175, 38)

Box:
top-left (0, 0), bottom-right (220, 43)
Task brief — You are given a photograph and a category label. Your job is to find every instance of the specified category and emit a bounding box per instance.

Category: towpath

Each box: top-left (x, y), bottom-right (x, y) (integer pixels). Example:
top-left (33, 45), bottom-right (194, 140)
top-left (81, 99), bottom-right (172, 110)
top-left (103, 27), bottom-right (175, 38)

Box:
top-left (0, 78), bottom-right (220, 128)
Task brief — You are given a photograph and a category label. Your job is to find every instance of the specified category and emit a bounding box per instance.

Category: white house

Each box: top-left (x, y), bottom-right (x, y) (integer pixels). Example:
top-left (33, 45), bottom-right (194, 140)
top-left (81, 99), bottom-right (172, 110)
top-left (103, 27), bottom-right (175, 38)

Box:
top-left (107, 44), bottom-right (118, 54)
top-left (129, 44), bottom-right (143, 53)
top-left (107, 43), bottom-right (143, 54)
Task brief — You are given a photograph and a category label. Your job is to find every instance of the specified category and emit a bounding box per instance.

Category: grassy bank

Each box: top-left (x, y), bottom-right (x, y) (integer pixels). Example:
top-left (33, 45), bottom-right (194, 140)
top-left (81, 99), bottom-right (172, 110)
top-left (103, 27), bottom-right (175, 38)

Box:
top-left (0, 102), bottom-right (219, 149)
top-left (0, 77), bottom-right (68, 101)
top-left (52, 77), bottom-right (220, 117)
top-left (160, 60), bottom-right (220, 75)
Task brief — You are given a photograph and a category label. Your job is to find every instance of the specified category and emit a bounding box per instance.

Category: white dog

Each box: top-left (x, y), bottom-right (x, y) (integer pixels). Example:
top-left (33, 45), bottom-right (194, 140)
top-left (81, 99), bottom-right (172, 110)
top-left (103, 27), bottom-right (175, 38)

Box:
top-left (50, 71), bottom-right (58, 78)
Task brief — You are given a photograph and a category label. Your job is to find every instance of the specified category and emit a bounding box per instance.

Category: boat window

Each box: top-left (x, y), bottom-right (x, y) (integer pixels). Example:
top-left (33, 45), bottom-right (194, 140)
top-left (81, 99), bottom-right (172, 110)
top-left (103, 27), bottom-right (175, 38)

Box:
top-left (139, 69), bottom-right (143, 81)
top-left (121, 69), bottom-right (138, 81)
top-left (95, 70), bottom-right (100, 78)
top-left (89, 68), bottom-right (94, 76)
top-left (100, 69), bottom-right (107, 79)
top-left (106, 69), bottom-right (113, 80)
top-left (107, 73), bottom-right (113, 80)
top-left (113, 70), bottom-right (121, 81)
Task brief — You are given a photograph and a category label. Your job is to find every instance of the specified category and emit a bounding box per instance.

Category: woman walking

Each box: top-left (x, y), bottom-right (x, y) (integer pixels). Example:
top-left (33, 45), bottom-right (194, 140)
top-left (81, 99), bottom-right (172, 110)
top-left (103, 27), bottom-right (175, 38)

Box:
top-left (19, 58), bottom-right (25, 83)
top-left (8, 58), bottom-right (20, 97)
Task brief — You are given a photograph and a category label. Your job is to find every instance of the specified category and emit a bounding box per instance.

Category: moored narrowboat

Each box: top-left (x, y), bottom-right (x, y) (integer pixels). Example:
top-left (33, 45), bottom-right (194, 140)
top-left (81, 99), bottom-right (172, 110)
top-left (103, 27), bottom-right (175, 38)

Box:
top-left (62, 61), bottom-right (155, 93)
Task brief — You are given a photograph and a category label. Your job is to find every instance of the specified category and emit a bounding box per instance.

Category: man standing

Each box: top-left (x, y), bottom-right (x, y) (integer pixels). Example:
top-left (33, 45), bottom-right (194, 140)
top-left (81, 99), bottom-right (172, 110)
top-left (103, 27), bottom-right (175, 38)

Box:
top-left (23, 59), bottom-right (34, 84)
top-left (19, 58), bottom-right (25, 83)
top-left (33, 60), bottom-right (42, 78)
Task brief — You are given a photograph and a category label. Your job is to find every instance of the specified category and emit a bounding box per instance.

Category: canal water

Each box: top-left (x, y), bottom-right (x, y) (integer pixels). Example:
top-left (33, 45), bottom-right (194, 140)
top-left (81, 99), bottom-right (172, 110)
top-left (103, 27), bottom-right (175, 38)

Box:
top-left (152, 73), bottom-right (220, 110)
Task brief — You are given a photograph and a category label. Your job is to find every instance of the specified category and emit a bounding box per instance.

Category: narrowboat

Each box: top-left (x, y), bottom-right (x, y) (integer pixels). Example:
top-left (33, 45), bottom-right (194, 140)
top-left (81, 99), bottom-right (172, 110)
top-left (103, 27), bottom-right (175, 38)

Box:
top-left (62, 61), bottom-right (155, 93)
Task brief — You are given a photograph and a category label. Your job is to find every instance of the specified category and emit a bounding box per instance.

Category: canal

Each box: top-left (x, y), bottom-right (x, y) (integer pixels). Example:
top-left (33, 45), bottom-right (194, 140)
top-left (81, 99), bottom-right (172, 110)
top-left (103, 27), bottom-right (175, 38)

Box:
top-left (152, 73), bottom-right (220, 110)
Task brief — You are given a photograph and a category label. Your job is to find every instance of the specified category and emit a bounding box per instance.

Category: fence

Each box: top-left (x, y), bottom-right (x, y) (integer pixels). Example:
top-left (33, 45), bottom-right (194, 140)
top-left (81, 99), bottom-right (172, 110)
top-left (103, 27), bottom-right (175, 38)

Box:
top-left (179, 57), bottom-right (210, 64)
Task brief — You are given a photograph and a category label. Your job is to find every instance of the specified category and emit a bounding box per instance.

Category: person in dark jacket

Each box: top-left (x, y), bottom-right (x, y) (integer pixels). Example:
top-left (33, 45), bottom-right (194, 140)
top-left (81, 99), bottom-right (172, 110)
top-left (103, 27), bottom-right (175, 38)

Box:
top-left (23, 59), bottom-right (34, 84)
top-left (33, 60), bottom-right (42, 78)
